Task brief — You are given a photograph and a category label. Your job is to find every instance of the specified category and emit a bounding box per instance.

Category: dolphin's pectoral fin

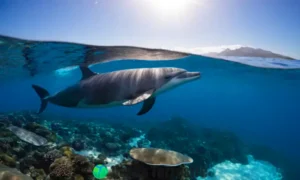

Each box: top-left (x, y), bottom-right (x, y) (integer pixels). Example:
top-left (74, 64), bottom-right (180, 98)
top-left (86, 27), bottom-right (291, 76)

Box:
top-left (137, 97), bottom-right (156, 115)
top-left (123, 89), bottom-right (156, 115)
top-left (122, 89), bottom-right (155, 105)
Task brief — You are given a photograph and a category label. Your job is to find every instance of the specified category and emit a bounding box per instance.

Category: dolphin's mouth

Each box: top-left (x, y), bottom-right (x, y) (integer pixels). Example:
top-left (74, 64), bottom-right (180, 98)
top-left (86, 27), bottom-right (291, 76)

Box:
top-left (188, 72), bottom-right (201, 78)
top-left (177, 71), bottom-right (201, 79)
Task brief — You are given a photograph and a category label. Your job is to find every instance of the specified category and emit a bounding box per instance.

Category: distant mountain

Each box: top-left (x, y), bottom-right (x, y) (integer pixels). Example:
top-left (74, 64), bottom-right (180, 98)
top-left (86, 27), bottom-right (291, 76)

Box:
top-left (204, 47), bottom-right (295, 60)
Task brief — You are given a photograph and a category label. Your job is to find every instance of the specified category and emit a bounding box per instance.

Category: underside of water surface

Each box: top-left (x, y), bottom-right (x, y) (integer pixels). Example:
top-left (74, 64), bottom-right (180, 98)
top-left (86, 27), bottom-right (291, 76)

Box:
top-left (0, 35), bottom-right (300, 180)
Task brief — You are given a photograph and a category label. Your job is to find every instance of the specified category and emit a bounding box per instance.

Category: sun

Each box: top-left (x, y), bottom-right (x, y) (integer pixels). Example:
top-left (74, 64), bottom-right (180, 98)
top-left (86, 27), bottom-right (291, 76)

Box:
top-left (152, 0), bottom-right (190, 12)
top-left (145, 0), bottom-right (199, 17)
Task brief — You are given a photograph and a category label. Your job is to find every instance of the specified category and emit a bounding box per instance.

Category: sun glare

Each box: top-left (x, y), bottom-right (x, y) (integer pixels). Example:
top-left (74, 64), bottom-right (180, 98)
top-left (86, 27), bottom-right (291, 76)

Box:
top-left (145, 0), bottom-right (199, 17)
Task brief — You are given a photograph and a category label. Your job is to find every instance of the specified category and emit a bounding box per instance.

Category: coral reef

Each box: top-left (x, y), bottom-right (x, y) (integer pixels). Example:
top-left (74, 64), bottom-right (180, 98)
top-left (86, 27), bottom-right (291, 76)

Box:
top-left (0, 111), bottom-right (290, 180)
top-left (49, 157), bottom-right (74, 180)
top-left (48, 154), bottom-right (94, 180)
top-left (108, 159), bottom-right (191, 180)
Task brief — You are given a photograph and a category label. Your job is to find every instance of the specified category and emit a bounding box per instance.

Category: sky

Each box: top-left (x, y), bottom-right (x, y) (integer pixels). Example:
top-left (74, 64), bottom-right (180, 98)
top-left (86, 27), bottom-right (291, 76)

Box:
top-left (0, 0), bottom-right (299, 59)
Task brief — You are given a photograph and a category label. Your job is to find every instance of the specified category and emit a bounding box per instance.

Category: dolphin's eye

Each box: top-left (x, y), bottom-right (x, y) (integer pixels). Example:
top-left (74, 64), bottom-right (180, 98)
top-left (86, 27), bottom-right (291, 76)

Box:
top-left (164, 75), bottom-right (172, 80)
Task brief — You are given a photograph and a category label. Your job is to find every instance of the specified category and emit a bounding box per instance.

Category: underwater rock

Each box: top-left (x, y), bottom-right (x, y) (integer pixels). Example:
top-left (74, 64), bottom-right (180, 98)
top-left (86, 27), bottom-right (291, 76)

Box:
top-left (49, 157), bottom-right (74, 180)
top-left (7, 125), bottom-right (48, 146)
top-left (0, 164), bottom-right (33, 180)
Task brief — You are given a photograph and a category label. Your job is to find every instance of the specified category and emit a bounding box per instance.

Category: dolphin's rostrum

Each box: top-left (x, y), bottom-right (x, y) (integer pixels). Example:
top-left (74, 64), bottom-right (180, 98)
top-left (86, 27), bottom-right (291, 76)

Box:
top-left (32, 66), bottom-right (201, 115)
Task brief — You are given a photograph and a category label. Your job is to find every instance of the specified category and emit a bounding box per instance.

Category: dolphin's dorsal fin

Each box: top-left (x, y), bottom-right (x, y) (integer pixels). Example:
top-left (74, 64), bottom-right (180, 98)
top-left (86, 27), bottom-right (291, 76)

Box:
top-left (79, 65), bottom-right (97, 80)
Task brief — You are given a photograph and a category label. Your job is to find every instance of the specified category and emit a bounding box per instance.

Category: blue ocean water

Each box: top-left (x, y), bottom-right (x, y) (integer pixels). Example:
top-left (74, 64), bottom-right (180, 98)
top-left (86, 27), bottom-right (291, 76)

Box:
top-left (1, 54), bottom-right (300, 166)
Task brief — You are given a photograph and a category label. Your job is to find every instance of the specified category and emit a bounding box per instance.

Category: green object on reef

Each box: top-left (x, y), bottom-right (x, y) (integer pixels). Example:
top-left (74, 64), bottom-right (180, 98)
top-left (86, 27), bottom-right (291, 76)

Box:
top-left (93, 164), bottom-right (108, 179)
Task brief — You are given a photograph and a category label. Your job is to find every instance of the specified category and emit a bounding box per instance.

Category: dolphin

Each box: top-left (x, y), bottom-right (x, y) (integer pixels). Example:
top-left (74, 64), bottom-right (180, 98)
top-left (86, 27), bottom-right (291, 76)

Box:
top-left (32, 66), bottom-right (200, 115)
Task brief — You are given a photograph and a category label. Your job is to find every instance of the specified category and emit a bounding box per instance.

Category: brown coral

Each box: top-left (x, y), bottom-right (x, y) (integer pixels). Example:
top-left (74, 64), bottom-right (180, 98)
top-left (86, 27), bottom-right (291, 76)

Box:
top-left (49, 157), bottom-right (73, 180)
top-left (71, 154), bottom-right (94, 179)
top-left (49, 154), bottom-right (95, 180)
top-left (43, 150), bottom-right (63, 165)
top-left (130, 148), bottom-right (193, 166)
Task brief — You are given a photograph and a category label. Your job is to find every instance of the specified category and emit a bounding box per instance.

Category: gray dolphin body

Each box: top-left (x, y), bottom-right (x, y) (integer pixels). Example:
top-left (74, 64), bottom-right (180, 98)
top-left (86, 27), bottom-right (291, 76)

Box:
top-left (32, 66), bottom-right (200, 115)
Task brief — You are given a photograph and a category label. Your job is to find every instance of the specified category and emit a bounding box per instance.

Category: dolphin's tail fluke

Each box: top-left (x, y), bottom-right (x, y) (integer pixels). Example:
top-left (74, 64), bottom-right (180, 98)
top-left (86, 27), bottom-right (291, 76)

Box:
top-left (32, 84), bottom-right (50, 114)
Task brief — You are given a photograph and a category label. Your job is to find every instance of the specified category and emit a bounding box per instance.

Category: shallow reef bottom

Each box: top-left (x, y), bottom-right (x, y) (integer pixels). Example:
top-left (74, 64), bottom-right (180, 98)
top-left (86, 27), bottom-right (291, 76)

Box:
top-left (0, 111), bottom-right (296, 180)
